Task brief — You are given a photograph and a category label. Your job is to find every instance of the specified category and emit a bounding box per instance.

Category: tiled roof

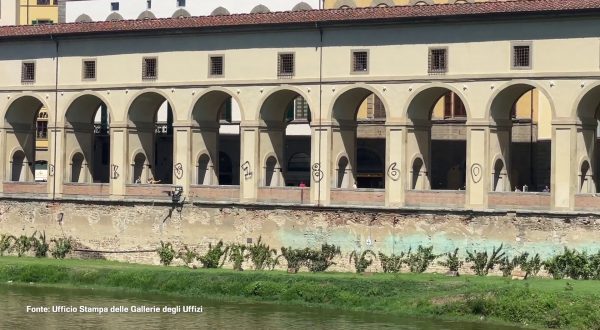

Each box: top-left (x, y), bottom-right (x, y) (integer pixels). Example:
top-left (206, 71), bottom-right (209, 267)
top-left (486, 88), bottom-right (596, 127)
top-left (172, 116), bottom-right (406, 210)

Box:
top-left (1, 0), bottom-right (600, 39)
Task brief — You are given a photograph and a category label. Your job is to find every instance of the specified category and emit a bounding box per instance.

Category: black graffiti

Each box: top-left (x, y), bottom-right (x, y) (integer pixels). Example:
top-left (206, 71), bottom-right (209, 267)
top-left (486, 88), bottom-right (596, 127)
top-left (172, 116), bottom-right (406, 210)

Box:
top-left (471, 163), bottom-right (483, 184)
top-left (311, 163), bottom-right (324, 183)
top-left (174, 163), bottom-right (184, 180)
top-left (48, 164), bottom-right (55, 177)
top-left (111, 164), bottom-right (120, 180)
top-left (387, 162), bottom-right (400, 181)
top-left (241, 161), bottom-right (253, 180)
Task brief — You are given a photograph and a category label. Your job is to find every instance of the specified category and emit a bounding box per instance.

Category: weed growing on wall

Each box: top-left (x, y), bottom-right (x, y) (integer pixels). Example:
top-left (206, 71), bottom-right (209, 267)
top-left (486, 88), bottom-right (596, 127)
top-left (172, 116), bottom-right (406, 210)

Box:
top-left (156, 241), bottom-right (175, 266)
top-left (465, 244), bottom-right (505, 276)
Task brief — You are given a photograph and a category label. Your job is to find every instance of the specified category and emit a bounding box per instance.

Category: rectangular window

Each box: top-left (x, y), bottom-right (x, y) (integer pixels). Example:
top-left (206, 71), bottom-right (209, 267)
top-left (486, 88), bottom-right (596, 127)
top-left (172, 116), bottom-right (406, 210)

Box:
top-left (294, 96), bottom-right (309, 120)
top-left (352, 50), bottom-right (368, 72)
top-left (111, 2), bottom-right (119, 11)
top-left (37, 0), bottom-right (50, 5)
top-left (32, 19), bottom-right (53, 25)
top-left (142, 57), bottom-right (157, 80)
top-left (277, 53), bottom-right (294, 78)
top-left (82, 60), bottom-right (96, 80)
top-left (512, 43), bottom-right (531, 69)
top-left (209, 55), bottom-right (224, 77)
top-left (21, 62), bottom-right (35, 83)
top-left (146, 0), bottom-right (151, 9)
top-left (428, 48), bottom-right (447, 74)
top-left (177, 0), bottom-right (186, 7)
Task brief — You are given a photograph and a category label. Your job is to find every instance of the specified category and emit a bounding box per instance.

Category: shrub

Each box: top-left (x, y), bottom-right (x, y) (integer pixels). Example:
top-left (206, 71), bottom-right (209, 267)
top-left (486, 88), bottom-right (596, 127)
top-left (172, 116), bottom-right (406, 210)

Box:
top-left (51, 237), bottom-right (73, 259)
top-left (156, 241), bottom-right (175, 266)
top-left (176, 245), bottom-right (198, 267)
top-left (349, 250), bottom-right (376, 273)
top-left (406, 245), bottom-right (437, 273)
top-left (31, 231), bottom-right (49, 258)
top-left (544, 247), bottom-right (590, 280)
top-left (519, 253), bottom-right (542, 279)
top-left (279, 247), bottom-right (309, 273)
top-left (499, 255), bottom-right (518, 277)
top-left (227, 243), bottom-right (247, 271)
top-left (378, 252), bottom-right (405, 273)
top-left (197, 240), bottom-right (229, 268)
top-left (247, 236), bottom-right (278, 271)
top-left (306, 244), bottom-right (341, 272)
top-left (12, 234), bottom-right (33, 257)
top-left (438, 248), bottom-right (463, 272)
top-left (465, 244), bottom-right (505, 276)
top-left (0, 234), bottom-right (13, 256)
top-left (589, 251), bottom-right (600, 280)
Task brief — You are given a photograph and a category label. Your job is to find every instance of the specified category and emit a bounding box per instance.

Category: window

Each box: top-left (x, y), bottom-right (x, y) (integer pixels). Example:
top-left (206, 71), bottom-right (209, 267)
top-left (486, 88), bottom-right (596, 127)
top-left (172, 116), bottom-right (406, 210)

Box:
top-left (36, 120), bottom-right (48, 139)
top-left (352, 51), bottom-right (368, 72)
top-left (428, 47), bottom-right (447, 74)
top-left (146, 0), bottom-right (151, 9)
top-left (209, 55), bottom-right (224, 77)
top-left (21, 62), bottom-right (35, 83)
top-left (32, 19), bottom-right (53, 25)
top-left (111, 2), bottom-right (119, 11)
top-left (177, 0), bottom-right (186, 7)
top-left (512, 43), bottom-right (531, 69)
top-left (294, 97), bottom-right (309, 120)
top-left (277, 53), bottom-right (294, 78)
top-left (142, 57), bottom-right (157, 79)
top-left (37, 0), bottom-right (50, 5)
top-left (82, 60), bottom-right (96, 80)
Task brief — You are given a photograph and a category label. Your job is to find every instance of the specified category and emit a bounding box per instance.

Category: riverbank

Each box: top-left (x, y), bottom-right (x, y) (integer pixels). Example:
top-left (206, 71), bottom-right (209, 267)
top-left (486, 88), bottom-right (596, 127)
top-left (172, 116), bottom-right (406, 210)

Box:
top-left (0, 257), bottom-right (598, 329)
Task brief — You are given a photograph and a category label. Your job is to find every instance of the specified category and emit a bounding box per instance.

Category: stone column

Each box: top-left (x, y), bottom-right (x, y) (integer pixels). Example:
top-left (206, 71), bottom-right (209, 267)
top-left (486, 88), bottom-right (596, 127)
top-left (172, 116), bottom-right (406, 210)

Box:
top-left (172, 123), bottom-right (191, 198)
top-left (239, 122), bottom-right (259, 203)
top-left (331, 121), bottom-right (356, 189)
top-left (488, 119), bottom-right (511, 192)
top-left (405, 121), bottom-right (431, 190)
top-left (552, 121), bottom-right (577, 210)
top-left (0, 128), bottom-right (5, 194)
top-left (48, 124), bottom-right (64, 198)
top-left (258, 122), bottom-right (285, 187)
top-left (310, 124), bottom-right (332, 205)
top-left (465, 121), bottom-right (490, 209)
top-left (385, 123), bottom-right (406, 207)
top-left (109, 123), bottom-right (127, 199)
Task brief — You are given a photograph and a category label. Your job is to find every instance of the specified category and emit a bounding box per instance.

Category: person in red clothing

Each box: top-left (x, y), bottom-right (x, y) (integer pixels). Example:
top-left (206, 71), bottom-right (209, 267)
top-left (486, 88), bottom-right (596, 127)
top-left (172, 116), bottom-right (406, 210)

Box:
top-left (299, 181), bottom-right (306, 188)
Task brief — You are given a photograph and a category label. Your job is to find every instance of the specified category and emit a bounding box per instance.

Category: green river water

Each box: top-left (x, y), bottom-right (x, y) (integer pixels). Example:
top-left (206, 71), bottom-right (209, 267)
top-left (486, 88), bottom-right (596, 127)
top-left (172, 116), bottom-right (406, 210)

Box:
top-left (0, 284), bottom-right (524, 329)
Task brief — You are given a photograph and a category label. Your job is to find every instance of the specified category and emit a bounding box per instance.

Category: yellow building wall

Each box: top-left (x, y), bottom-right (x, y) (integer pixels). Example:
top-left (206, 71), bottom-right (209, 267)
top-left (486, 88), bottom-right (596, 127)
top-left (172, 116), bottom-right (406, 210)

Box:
top-left (18, 0), bottom-right (58, 25)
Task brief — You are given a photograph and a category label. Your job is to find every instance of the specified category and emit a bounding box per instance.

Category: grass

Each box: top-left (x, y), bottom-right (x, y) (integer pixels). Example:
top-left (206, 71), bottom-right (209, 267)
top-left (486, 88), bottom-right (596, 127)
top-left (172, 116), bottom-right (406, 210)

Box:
top-left (1, 257), bottom-right (599, 329)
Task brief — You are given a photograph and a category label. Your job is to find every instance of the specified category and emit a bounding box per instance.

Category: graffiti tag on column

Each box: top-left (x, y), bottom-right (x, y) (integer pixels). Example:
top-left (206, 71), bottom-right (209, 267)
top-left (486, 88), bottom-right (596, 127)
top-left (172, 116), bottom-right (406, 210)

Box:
top-left (174, 163), bottom-right (184, 180)
top-left (241, 161), bottom-right (253, 180)
top-left (48, 164), bottom-right (55, 177)
top-left (471, 163), bottom-right (483, 184)
top-left (387, 162), bottom-right (400, 181)
top-left (111, 164), bottom-right (120, 180)
top-left (311, 163), bottom-right (324, 183)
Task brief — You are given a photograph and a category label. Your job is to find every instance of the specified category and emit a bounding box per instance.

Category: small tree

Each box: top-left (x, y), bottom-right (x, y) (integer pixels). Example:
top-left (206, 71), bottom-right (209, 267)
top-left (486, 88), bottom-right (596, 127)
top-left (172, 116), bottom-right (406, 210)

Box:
top-left (465, 244), bottom-right (505, 276)
top-left (197, 240), bottom-right (229, 268)
top-left (12, 234), bottom-right (33, 257)
top-left (0, 234), bottom-right (13, 256)
top-left (349, 250), bottom-right (376, 273)
top-left (51, 237), bottom-right (74, 259)
top-left (280, 247), bottom-right (309, 273)
top-left (406, 245), bottom-right (437, 273)
top-left (228, 243), bottom-right (247, 271)
top-left (378, 252), bottom-right (405, 273)
top-left (31, 231), bottom-right (50, 258)
top-left (306, 243), bottom-right (341, 272)
top-left (156, 241), bottom-right (175, 266)
top-left (438, 248), bottom-right (463, 273)
top-left (247, 236), bottom-right (278, 271)
top-left (176, 245), bottom-right (198, 267)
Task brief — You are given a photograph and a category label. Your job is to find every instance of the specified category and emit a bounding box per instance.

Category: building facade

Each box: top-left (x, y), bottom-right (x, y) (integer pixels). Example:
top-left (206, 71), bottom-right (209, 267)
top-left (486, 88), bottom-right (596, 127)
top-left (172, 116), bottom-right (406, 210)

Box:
top-left (0, 0), bottom-right (599, 212)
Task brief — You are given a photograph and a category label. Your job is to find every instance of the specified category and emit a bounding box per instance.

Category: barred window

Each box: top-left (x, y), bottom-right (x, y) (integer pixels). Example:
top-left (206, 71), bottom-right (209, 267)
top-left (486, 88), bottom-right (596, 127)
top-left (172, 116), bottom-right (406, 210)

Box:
top-left (177, 0), bottom-right (186, 6)
top-left (111, 2), bottom-right (119, 11)
top-left (352, 51), bottom-right (368, 72)
top-left (21, 62), bottom-right (35, 83)
top-left (142, 57), bottom-right (157, 79)
top-left (294, 96), bottom-right (309, 120)
top-left (278, 53), bottom-right (294, 78)
top-left (82, 60), bottom-right (96, 80)
top-left (428, 48), bottom-right (447, 74)
top-left (209, 56), bottom-right (224, 77)
top-left (146, 0), bottom-right (151, 9)
top-left (512, 45), bottom-right (531, 69)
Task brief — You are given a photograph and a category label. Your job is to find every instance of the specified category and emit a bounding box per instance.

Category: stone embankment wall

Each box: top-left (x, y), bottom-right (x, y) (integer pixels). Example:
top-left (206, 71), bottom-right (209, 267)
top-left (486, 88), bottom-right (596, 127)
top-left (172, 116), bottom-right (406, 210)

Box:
top-left (0, 200), bottom-right (599, 274)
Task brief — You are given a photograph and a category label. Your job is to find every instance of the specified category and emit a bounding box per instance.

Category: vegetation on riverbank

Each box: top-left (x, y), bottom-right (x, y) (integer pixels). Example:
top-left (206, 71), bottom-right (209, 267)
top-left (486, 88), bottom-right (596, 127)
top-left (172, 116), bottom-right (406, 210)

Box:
top-left (1, 257), bottom-right (599, 329)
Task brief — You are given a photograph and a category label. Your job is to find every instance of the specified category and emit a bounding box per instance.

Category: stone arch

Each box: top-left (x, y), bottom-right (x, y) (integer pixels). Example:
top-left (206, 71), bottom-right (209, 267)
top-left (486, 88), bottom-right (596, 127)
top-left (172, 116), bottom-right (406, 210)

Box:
top-left (132, 151), bottom-right (147, 183)
top-left (405, 83), bottom-right (470, 122)
top-left (409, 0), bottom-right (433, 5)
top-left (330, 84), bottom-right (390, 123)
top-left (257, 86), bottom-right (313, 122)
top-left (70, 151), bottom-right (85, 183)
top-left (487, 80), bottom-right (555, 122)
top-left (126, 89), bottom-right (175, 124)
top-left (292, 2), bottom-right (313, 11)
top-left (211, 7), bottom-right (230, 16)
top-left (336, 154), bottom-right (351, 188)
top-left (10, 149), bottom-right (26, 182)
top-left (64, 91), bottom-right (114, 122)
top-left (452, 0), bottom-right (474, 3)
top-left (172, 9), bottom-right (191, 18)
top-left (137, 10), bottom-right (156, 20)
top-left (3, 94), bottom-right (50, 126)
top-left (409, 154), bottom-right (426, 190)
top-left (573, 82), bottom-right (600, 123)
top-left (264, 154), bottom-right (279, 186)
top-left (189, 87), bottom-right (243, 123)
top-left (578, 158), bottom-right (595, 193)
top-left (371, 0), bottom-right (394, 7)
top-left (333, 0), bottom-right (356, 8)
top-left (106, 12), bottom-right (123, 21)
top-left (492, 156), bottom-right (508, 192)
top-left (197, 153), bottom-right (212, 185)
top-left (75, 14), bottom-right (92, 23)
top-left (251, 5), bottom-right (270, 14)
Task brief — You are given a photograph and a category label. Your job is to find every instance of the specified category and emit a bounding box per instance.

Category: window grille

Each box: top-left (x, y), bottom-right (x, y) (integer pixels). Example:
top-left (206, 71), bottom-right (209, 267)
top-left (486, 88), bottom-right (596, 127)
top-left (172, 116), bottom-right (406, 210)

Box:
top-left (294, 97), bottom-right (309, 120)
top-left (21, 62), bottom-right (35, 83)
top-left (177, 0), bottom-right (186, 7)
top-left (111, 2), bottom-right (119, 11)
top-left (277, 53), bottom-right (294, 78)
top-left (210, 56), bottom-right (224, 76)
top-left (82, 60), bottom-right (96, 80)
top-left (428, 48), bottom-right (447, 74)
top-left (142, 57), bottom-right (157, 79)
top-left (352, 51), bottom-right (368, 72)
top-left (513, 45), bottom-right (531, 69)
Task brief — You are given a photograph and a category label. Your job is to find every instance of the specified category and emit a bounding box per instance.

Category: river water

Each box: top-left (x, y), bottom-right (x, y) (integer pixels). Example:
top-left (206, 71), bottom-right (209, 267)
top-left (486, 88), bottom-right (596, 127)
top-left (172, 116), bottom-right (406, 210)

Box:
top-left (0, 284), bottom-right (523, 330)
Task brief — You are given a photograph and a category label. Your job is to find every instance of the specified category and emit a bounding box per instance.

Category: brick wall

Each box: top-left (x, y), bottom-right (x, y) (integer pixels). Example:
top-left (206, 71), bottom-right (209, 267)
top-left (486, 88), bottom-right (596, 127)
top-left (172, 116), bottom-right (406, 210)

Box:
top-left (3, 182), bottom-right (47, 195)
top-left (257, 187), bottom-right (310, 204)
top-left (330, 189), bottom-right (385, 207)
top-left (125, 184), bottom-right (172, 200)
top-left (575, 194), bottom-right (600, 211)
top-left (405, 190), bottom-right (465, 208)
top-left (190, 185), bottom-right (240, 202)
top-left (63, 183), bottom-right (110, 196)
top-left (489, 192), bottom-right (551, 210)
